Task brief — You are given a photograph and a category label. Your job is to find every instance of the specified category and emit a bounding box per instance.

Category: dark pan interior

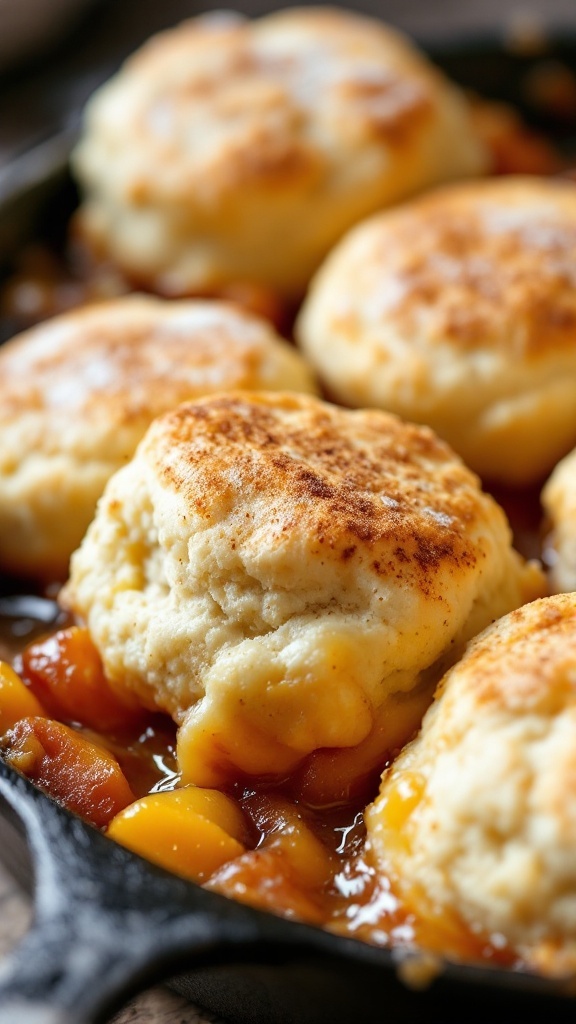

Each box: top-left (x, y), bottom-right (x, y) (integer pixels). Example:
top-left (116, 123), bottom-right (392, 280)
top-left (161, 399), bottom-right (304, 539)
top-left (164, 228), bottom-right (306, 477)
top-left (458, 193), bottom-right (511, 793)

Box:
top-left (2, 25), bottom-right (576, 1024)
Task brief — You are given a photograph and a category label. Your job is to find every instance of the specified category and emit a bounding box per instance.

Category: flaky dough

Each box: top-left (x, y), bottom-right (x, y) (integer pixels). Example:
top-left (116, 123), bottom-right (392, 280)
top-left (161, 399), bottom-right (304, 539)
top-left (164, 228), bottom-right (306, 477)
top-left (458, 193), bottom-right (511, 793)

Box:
top-left (541, 446), bottom-right (576, 593)
top-left (71, 6), bottom-right (486, 300)
top-left (297, 175), bottom-right (576, 485)
top-left (61, 391), bottom-right (543, 788)
top-left (0, 295), bottom-right (316, 580)
top-left (366, 593), bottom-right (576, 976)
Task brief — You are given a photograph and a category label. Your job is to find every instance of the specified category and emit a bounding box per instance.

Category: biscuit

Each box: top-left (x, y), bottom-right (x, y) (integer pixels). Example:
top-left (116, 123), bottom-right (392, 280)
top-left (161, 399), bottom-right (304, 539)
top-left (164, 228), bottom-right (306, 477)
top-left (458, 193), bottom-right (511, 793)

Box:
top-left (0, 295), bottom-right (316, 580)
top-left (366, 593), bottom-right (576, 976)
top-left (541, 447), bottom-right (576, 593)
top-left (296, 175), bottom-right (576, 486)
top-left (60, 391), bottom-right (544, 789)
top-left (70, 6), bottom-right (486, 301)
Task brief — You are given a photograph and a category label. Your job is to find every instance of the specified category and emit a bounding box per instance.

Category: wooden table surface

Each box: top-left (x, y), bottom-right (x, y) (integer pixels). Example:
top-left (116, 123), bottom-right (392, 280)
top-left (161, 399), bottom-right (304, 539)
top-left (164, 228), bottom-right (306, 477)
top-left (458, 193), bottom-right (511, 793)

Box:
top-left (0, 858), bottom-right (226, 1023)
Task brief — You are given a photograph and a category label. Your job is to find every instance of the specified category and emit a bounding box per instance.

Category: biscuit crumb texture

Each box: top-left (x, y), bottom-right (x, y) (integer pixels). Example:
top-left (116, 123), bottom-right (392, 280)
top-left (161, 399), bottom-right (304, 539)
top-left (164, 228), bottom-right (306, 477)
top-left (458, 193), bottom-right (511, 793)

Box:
top-left (297, 175), bottom-right (576, 485)
top-left (541, 446), bottom-right (576, 594)
top-left (0, 295), bottom-right (316, 580)
top-left (366, 593), bottom-right (576, 976)
top-left (71, 6), bottom-right (486, 299)
top-left (61, 392), bottom-right (544, 784)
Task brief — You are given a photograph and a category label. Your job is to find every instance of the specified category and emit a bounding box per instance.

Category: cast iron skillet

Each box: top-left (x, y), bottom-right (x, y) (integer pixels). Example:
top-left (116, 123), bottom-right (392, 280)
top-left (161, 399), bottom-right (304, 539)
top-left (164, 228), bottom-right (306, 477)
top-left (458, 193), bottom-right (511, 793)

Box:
top-left (2, 30), bottom-right (576, 1024)
top-left (2, 755), bottom-right (576, 1024)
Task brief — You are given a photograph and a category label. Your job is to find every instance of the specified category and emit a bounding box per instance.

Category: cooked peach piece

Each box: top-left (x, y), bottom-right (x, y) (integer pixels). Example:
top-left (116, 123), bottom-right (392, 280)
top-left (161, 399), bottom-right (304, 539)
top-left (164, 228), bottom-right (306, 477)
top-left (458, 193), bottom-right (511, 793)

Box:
top-left (2, 716), bottom-right (135, 827)
top-left (207, 795), bottom-right (336, 925)
top-left (0, 661), bottom-right (46, 734)
top-left (107, 786), bottom-right (247, 882)
top-left (245, 794), bottom-right (336, 889)
top-left (207, 847), bottom-right (328, 927)
top-left (292, 686), bottom-right (434, 806)
top-left (19, 626), bottom-right (145, 731)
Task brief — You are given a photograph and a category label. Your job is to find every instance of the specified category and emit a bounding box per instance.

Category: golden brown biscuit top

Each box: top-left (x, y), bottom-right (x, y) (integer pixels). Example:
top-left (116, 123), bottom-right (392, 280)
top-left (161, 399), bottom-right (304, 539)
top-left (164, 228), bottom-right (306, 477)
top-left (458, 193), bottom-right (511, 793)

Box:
top-left (144, 391), bottom-right (500, 596)
top-left (451, 593), bottom-right (576, 716)
top-left (89, 7), bottom-right (444, 205)
top-left (333, 176), bottom-right (576, 356)
top-left (0, 297), bottom-right (311, 427)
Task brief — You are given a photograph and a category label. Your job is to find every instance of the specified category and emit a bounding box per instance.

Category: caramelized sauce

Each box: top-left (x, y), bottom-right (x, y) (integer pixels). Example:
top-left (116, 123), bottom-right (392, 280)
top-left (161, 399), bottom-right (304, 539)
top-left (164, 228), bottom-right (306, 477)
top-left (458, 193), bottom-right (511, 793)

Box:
top-left (0, 572), bottom-right (533, 972)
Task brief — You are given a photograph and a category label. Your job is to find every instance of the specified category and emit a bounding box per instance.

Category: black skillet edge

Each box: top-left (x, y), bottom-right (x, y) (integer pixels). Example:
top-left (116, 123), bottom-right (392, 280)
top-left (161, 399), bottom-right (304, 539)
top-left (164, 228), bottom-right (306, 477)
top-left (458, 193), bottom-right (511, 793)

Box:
top-left (1, 757), bottom-right (576, 1024)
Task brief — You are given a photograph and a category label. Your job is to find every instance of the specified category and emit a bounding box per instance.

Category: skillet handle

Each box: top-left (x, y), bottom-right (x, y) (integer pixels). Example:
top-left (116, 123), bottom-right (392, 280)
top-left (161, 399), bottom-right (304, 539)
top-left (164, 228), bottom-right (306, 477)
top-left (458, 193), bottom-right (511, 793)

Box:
top-left (0, 761), bottom-right (272, 1024)
top-left (0, 879), bottom-right (192, 1024)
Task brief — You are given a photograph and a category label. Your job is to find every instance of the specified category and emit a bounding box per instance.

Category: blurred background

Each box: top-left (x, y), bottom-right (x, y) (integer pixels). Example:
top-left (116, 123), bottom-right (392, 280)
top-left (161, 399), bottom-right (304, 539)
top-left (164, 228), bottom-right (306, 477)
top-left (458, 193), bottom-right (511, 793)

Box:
top-left (2, 0), bottom-right (576, 206)
top-left (3, 0), bottom-right (576, 145)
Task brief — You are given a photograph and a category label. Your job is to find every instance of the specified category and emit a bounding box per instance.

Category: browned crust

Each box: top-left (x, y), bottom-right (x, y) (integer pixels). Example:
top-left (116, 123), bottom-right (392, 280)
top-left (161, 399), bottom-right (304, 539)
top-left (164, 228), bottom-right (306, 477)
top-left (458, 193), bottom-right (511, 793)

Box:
top-left (147, 391), bottom-right (495, 595)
